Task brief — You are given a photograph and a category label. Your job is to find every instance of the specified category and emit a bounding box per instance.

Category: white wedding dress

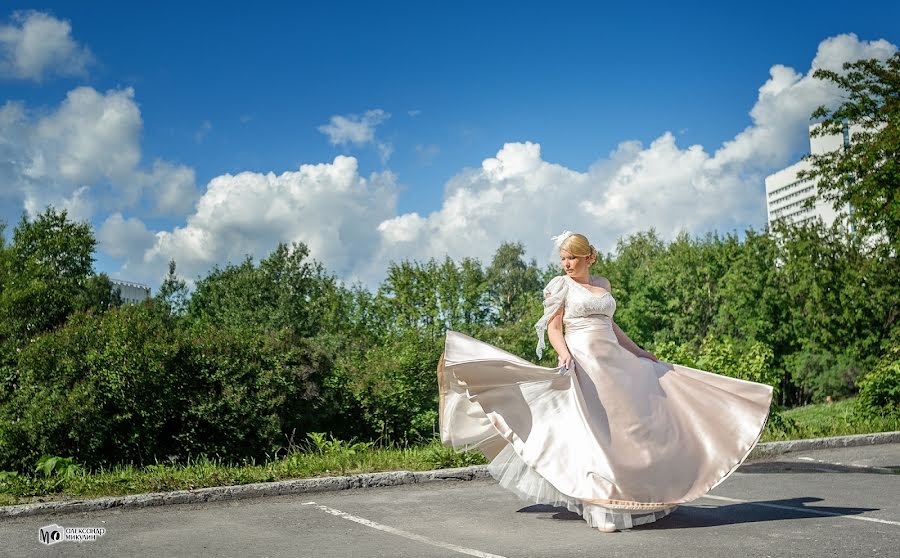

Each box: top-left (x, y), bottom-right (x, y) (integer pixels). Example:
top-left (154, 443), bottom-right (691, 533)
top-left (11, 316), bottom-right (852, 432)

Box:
top-left (437, 275), bottom-right (773, 531)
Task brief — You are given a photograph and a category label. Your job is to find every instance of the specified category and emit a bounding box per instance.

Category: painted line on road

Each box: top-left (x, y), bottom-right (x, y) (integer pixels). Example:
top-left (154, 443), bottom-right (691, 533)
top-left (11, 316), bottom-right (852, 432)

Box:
top-left (301, 502), bottom-right (508, 558)
top-left (701, 494), bottom-right (900, 526)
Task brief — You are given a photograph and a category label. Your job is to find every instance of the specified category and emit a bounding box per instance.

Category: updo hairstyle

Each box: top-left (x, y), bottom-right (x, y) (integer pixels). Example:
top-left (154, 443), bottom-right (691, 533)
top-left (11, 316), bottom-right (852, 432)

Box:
top-left (559, 233), bottom-right (597, 265)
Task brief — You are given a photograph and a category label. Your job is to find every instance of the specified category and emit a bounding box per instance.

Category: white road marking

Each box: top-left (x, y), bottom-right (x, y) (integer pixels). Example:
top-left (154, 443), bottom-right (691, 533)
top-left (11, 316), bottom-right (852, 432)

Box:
top-left (301, 502), bottom-right (508, 557)
top-left (701, 494), bottom-right (900, 526)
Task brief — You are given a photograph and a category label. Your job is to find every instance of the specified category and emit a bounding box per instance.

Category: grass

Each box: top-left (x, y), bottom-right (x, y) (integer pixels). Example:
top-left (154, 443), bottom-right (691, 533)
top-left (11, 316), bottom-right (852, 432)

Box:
top-left (1, 399), bottom-right (897, 507)
top-left (0, 437), bottom-right (487, 507)
top-left (760, 398), bottom-right (900, 442)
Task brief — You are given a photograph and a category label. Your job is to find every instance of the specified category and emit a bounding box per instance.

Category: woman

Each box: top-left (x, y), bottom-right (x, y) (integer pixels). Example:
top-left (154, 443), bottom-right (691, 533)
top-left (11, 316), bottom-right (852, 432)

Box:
top-left (437, 231), bottom-right (773, 532)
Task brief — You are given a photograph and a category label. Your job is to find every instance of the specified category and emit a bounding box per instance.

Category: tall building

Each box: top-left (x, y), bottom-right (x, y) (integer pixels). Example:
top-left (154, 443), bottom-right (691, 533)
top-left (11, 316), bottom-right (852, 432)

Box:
top-left (111, 279), bottom-right (151, 305)
top-left (765, 123), bottom-right (854, 229)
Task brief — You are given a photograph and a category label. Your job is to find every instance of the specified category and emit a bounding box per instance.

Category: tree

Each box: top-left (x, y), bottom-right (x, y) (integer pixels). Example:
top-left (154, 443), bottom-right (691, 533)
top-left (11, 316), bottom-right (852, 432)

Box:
top-left (800, 52), bottom-right (900, 248)
top-left (187, 241), bottom-right (345, 339)
top-left (0, 208), bottom-right (98, 349)
top-left (156, 259), bottom-right (190, 316)
top-left (485, 242), bottom-right (541, 325)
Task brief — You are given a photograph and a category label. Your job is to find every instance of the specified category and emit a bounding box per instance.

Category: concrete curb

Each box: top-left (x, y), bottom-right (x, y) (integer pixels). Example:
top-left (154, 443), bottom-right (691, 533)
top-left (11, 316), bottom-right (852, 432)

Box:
top-left (2, 431), bottom-right (897, 520)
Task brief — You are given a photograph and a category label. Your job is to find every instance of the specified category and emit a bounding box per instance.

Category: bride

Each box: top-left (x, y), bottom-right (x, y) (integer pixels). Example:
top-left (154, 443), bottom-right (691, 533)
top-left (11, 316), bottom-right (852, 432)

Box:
top-left (437, 231), bottom-right (774, 532)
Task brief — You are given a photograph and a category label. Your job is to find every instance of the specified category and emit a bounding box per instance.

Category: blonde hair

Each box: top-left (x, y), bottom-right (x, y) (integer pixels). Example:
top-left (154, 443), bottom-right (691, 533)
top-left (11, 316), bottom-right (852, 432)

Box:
top-left (559, 233), bottom-right (597, 263)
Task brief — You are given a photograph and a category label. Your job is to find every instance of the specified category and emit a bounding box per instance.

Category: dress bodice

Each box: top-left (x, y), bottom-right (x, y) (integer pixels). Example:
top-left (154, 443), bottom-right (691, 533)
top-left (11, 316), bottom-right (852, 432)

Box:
top-left (535, 274), bottom-right (616, 358)
top-left (563, 276), bottom-right (616, 319)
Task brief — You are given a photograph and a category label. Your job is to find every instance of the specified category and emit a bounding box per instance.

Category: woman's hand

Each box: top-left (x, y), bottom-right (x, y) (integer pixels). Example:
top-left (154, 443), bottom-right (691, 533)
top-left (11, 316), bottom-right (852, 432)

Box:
top-left (636, 349), bottom-right (658, 362)
top-left (558, 352), bottom-right (575, 370)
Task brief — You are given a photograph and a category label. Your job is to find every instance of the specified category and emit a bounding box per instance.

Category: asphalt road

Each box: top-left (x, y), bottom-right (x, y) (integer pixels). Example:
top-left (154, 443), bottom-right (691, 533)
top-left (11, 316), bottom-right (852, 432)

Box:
top-left (1, 444), bottom-right (898, 557)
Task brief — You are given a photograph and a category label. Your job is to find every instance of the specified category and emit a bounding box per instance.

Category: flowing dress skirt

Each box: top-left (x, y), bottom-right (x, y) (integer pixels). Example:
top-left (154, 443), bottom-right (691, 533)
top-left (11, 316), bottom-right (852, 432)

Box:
top-left (437, 317), bottom-right (773, 531)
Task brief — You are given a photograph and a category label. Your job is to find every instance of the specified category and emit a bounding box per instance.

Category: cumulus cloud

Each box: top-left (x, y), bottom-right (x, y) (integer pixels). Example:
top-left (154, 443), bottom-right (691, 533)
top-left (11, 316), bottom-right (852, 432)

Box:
top-left (105, 33), bottom-right (898, 291)
top-left (318, 108), bottom-right (393, 164)
top-left (136, 160), bottom-right (199, 215)
top-left (713, 33), bottom-right (897, 172)
top-left (25, 87), bottom-right (141, 185)
top-left (374, 33), bottom-right (898, 275)
top-left (119, 156), bottom-right (398, 286)
top-left (98, 212), bottom-right (156, 259)
top-left (0, 86), bottom-right (198, 224)
top-left (0, 10), bottom-right (93, 81)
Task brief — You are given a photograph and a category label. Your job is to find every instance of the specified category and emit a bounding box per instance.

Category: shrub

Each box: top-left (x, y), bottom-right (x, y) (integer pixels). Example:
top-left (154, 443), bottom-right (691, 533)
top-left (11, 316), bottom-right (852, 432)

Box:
top-left (335, 332), bottom-right (442, 447)
top-left (0, 303), bottom-right (332, 471)
top-left (786, 350), bottom-right (864, 404)
top-left (855, 345), bottom-right (900, 418)
top-left (655, 336), bottom-right (782, 394)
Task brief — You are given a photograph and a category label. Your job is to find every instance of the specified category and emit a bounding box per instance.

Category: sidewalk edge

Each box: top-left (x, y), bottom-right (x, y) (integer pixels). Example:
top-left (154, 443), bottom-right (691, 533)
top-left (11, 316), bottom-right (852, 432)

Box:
top-left (2, 430), bottom-right (898, 520)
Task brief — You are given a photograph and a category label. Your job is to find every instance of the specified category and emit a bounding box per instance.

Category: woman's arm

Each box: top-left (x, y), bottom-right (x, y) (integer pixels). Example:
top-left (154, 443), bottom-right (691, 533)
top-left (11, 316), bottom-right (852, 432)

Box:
top-left (548, 307), bottom-right (574, 369)
top-left (611, 320), bottom-right (657, 361)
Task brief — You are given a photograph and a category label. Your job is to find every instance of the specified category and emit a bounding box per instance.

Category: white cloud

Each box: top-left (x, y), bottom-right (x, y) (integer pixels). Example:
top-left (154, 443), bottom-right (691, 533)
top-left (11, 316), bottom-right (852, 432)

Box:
top-left (318, 108), bottom-right (393, 163)
top-left (194, 120), bottom-right (212, 143)
top-left (0, 86), bottom-right (198, 223)
top-left (136, 160), bottom-right (199, 215)
top-left (121, 156), bottom-right (398, 286)
top-left (0, 10), bottom-right (93, 81)
top-left (104, 33), bottom-right (898, 291)
top-left (712, 33), bottom-right (896, 172)
top-left (25, 86), bottom-right (142, 185)
top-left (415, 143), bottom-right (440, 165)
top-left (318, 109), bottom-right (388, 146)
top-left (98, 212), bottom-right (155, 259)
top-left (374, 34), bottom-right (898, 278)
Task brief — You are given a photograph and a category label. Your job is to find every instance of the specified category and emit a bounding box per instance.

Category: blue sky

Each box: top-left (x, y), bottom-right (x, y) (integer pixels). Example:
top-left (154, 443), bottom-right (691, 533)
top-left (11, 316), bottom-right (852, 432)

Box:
top-left (1, 1), bottom-right (898, 289)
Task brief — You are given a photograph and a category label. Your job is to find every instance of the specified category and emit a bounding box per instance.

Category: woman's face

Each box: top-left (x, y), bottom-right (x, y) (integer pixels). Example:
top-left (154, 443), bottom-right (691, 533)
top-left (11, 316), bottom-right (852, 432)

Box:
top-left (559, 249), bottom-right (591, 278)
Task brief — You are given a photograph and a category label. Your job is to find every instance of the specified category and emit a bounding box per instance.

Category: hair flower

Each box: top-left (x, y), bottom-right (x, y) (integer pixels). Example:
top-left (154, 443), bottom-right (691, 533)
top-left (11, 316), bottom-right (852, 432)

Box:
top-left (551, 230), bottom-right (575, 249)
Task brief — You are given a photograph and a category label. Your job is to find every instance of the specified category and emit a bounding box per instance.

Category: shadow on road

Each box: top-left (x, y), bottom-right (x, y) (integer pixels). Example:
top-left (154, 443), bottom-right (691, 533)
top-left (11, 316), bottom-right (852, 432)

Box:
top-left (517, 497), bottom-right (879, 529)
top-left (737, 461), bottom-right (899, 474)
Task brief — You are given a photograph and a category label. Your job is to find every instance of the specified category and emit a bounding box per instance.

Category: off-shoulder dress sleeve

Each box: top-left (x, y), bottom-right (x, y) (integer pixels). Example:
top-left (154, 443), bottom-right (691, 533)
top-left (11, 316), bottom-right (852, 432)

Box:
top-left (534, 275), bottom-right (567, 359)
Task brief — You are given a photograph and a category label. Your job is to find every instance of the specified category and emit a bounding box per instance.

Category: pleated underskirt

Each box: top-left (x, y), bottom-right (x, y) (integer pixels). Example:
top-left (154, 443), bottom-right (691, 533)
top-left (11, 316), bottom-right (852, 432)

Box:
top-left (487, 442), bottom-right (677, 530)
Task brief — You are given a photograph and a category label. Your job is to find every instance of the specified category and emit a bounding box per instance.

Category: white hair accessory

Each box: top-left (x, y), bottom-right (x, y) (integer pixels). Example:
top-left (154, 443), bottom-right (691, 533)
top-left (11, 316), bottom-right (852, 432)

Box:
top-left (551, 230), bottom-right (575, 249)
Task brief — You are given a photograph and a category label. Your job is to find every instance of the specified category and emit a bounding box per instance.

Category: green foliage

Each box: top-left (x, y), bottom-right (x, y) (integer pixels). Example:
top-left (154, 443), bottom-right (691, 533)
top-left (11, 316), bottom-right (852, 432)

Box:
top-left (155, 259), bottom-right (190, 317)
top-left (421, 442), bottom-right (488, 469)
top-left (333, 332), bottom-right (443, 446)
top-left (653, 341), bottom-right (698, 369)
top-left (786, 350), bottom-right (865, 404)
top-left (656, 335), bottom-right (782, 394)
top-left (800, 52), bottom-right (900, 249)
top-left (1, 196), bottom-right (898, 472)
top-left (35, 455), bottom-right (83, 479)
top-left (0, 208), bottom-right (108, 356)
top-left (187, 241), bottom-right (347, 339)
top-left (0, 303), bottom-right (332, 471)
top-left (303, 432), bottom-right (376, 475)
top-left (376, 256), bottom-right (490, 343)
top-left (855, 345), bottom-right (900, 418)
top-left (485, 242), bottom-right (542, 325)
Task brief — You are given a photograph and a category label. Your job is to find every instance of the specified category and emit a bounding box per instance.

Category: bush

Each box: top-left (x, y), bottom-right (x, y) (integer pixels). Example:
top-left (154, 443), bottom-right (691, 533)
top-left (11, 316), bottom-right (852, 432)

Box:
top-left (0, 303), bottom-right (332, 471)
top-left (655, 335), bottom-right (782, 394)
top-left (334, 332), bottom-right (442, 447)
top-left (786, 350), bottom-right (864, 404)
top-left (855, 345), bottom-right (900, 418)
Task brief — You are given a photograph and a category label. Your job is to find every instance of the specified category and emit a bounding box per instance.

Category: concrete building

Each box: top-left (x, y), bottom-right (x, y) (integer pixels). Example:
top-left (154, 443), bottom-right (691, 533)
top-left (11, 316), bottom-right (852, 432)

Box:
top-left (765, 123), bottom-right (855, 229)
top-left (111, 279), bottom-right (151, 305)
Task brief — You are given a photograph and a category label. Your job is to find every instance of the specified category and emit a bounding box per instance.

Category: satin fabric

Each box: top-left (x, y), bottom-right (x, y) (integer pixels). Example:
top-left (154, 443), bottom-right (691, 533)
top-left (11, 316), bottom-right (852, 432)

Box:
top-left (437, 279), bottom-right (774, 530)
